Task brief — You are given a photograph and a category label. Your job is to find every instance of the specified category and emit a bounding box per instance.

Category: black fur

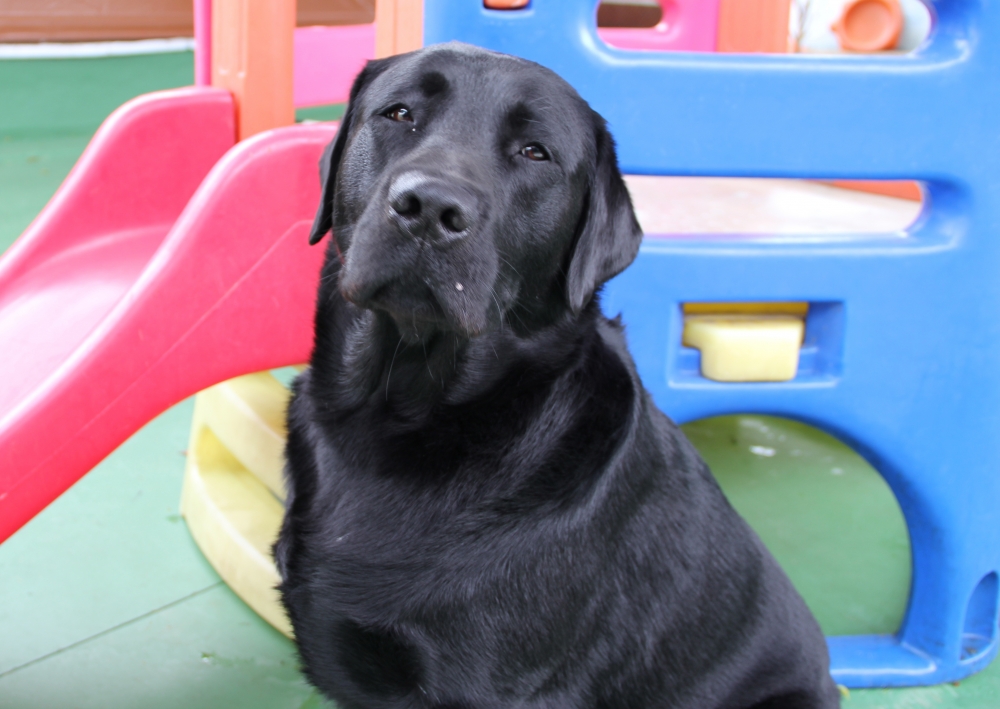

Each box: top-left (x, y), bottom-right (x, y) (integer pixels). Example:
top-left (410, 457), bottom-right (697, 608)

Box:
top-left (278, 42), bottom-right (840, 709)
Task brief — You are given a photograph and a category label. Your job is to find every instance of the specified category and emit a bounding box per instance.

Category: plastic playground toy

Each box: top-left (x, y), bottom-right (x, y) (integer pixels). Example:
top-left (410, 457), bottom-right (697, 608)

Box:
top-left (682, 302), bottom-right (809, 382)
top-left (424, 0), bottom-right (1000, 689)
top-left (0, 0), bottom-right (411, 545)
top-left (193, 0), bottom-right (376, 111)
top-left (182, 371), bottom-right (295, 637)
top-left (485, 0), bottom-right (792, 54)
top-left (832, 0), bottom-right (905, 52)
top-left (0, 85), bottom-right (333, 543)
top-left (2, 0), bottom-right (999, 694)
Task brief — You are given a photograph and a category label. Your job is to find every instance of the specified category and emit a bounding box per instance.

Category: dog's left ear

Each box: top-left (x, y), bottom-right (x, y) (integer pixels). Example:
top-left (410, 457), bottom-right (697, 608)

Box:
top-left (309, 57), bottom-right (396, 245)
top-left (565, 113), bottom-right (643, 313)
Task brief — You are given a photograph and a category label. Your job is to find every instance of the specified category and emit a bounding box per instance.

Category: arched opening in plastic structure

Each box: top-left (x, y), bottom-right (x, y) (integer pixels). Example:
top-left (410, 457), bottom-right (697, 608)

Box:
top-left (597, 0), bottom-right (663, 28)
top-left (962, 572), bottom-right (999, 662)
top-left (622, 175), bottom-right (923, 239)
top-left (681, 414), bottom-right (911, 636)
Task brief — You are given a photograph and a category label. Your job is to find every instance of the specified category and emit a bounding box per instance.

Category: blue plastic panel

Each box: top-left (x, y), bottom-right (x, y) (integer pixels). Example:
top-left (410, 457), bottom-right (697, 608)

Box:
top-left (426, 0), bottom-right (1000, 689)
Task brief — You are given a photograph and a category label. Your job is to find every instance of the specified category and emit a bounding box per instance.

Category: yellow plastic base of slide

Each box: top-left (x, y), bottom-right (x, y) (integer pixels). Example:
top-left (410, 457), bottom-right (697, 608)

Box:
top-left (180, 372), bottom-right (294, 638)
top-left (682, 303), bottom-right (807, 382)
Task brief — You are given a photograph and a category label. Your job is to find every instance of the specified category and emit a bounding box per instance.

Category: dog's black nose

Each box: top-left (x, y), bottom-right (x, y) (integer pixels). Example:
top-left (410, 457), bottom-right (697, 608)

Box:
top-left (388, 172), bottom-right (478, 241)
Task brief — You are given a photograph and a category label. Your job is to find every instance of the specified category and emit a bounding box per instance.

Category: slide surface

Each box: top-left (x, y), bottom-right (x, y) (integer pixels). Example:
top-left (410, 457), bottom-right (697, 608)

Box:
top-left (0, 87), bottom-right (332, 543)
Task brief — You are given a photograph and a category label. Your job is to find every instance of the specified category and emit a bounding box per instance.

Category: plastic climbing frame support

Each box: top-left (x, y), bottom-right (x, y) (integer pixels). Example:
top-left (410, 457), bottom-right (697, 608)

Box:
top-left (425, 0), bottom-right (1000, 689)
top-left (182, 372), bottom-right (294, 637)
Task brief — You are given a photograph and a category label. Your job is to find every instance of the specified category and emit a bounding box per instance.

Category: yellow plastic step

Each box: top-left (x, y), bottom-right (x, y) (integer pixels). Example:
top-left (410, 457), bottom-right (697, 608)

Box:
top-left (190, 372), bottom-right (291, 500)
top-left (682, 303), bottom-right (807, 382)
top-left (181, 424), bottom-right (292, 637)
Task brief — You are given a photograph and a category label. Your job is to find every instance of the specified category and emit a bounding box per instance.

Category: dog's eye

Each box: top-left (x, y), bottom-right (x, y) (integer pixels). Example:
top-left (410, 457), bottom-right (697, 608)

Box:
top-left (384, 105), bottom-right (413, 123)
top-left (520, 144), bottom-right (550, 161)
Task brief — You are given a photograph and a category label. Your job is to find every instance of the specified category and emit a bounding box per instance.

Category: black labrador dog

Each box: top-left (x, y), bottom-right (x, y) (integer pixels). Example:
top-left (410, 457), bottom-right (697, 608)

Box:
top-left (277, 42), bottom-right (840, 709)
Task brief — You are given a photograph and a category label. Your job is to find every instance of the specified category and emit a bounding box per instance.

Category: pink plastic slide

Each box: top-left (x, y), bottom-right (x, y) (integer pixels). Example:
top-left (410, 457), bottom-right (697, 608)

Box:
top-left (0, 87), bottom-right (334, 543)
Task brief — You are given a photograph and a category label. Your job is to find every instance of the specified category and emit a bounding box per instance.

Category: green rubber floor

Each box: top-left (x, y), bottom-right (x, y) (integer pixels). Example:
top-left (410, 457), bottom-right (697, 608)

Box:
top-left (1, 51), bottom-right (998, 708)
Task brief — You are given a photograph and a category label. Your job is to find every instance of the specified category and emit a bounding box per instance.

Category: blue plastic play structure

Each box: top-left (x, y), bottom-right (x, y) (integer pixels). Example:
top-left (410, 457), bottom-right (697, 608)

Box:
top-left (426, 0), bottom-right (1000, 690)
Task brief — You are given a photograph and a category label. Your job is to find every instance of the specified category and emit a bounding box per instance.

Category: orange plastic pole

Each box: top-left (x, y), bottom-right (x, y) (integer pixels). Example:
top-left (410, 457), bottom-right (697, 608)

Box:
top-left (211, 0), bottom-right (296, 140)
top-left (716, 0), bottom-right (792, 53)
top-left (375, 0), bottom-right (423, 58)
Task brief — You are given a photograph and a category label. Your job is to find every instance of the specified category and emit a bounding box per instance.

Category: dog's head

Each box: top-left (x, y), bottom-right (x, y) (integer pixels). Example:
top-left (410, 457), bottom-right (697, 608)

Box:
top-left (310, 43), bottom-right (642, 343)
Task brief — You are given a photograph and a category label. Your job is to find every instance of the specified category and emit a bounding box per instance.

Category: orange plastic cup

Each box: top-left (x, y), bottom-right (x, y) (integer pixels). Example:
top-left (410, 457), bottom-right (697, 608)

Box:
top-left (832, 0), bottom-right (904, 52)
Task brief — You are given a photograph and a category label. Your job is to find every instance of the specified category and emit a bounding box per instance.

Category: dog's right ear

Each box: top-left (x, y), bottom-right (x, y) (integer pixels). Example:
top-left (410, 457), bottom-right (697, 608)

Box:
top-left (309, 57), bottom-right (396, 245)
top-left (563, 111), bottom-right (643, 313)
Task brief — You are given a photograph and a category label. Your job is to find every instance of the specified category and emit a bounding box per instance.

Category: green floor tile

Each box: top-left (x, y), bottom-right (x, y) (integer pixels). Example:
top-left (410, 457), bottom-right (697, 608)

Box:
top-left (0, 53), bottom-right (194, 138)
top-left (0, 584), bottom-right (329, 709)
top-left (0, 400), bottom-right (220, 675)
top-left (683, 415), bottom-right (1000, 706)
top-left (296, 103), bottom-right (346, 123)
top-left (3, 408), bottom-right (996, 707)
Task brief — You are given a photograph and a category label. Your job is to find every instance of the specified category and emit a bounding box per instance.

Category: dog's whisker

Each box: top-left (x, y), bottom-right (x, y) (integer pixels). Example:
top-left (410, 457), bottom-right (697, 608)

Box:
top-left (488, 286), bottom-right (505, 332)
top-left (507, 302), bottom-right (529, 330)
top-left (497, 256), bottom-right (523, 280)
top-left (421, 337), bottom-right (435, 382)
top-left (385, 336), bottom-right (403, 401)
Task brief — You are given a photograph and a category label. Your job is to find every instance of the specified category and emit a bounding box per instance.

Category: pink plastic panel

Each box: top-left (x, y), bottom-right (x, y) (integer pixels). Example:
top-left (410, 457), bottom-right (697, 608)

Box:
top-left (194, 0), bottom-right (211, 85)
top-left (0, 102), bottom-right (333, 542)
top-left (597, 0), bottom-right (719, 52)
top-left (294, 24), bottom-right (376, 107)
